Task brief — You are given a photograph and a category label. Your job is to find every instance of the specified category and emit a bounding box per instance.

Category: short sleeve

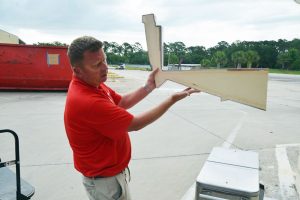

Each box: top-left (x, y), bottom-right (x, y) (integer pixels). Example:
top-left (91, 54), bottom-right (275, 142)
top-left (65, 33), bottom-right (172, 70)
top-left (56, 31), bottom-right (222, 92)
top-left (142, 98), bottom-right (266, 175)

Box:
top-left (86, 99), bottom-right (133, 140)
top-left (103, 84), bottom-right (122, 105)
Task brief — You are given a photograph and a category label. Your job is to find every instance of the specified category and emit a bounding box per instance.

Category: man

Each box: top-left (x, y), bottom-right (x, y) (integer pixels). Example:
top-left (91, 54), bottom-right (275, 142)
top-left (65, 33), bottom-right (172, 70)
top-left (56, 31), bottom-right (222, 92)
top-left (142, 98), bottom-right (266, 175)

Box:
top-left (64, 36), bottom-right (199, 200)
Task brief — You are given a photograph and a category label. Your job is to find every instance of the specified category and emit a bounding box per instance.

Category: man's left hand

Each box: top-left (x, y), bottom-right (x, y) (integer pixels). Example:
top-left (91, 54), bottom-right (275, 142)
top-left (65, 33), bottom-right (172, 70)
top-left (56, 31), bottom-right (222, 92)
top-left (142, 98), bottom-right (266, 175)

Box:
top-left (145, 68), bottom-right (159, 92)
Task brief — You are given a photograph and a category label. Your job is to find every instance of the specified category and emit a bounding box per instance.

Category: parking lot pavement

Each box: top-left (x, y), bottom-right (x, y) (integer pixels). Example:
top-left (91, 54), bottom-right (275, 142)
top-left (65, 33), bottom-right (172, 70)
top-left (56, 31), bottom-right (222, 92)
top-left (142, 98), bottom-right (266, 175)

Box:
top-left (0, 70), bottom-right (299, 200)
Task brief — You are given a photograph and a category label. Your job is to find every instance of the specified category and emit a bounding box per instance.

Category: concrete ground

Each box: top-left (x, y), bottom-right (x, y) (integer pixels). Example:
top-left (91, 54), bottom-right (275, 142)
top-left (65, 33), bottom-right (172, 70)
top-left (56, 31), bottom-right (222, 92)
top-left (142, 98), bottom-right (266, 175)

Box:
top-left (0, 70), bottom-right (299, 200)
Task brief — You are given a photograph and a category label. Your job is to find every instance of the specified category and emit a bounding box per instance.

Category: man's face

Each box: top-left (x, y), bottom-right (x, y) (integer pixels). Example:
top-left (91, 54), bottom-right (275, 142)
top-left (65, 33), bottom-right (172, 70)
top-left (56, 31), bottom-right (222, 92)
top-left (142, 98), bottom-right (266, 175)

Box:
top-left (76, 48), bottom-right (108, 87)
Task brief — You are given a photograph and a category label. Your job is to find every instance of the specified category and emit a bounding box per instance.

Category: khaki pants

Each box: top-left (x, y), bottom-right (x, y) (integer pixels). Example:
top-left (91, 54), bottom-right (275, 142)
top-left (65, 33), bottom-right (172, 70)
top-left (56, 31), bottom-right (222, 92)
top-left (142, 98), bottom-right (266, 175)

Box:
top-left (82, 170), bottom-right (131, 200)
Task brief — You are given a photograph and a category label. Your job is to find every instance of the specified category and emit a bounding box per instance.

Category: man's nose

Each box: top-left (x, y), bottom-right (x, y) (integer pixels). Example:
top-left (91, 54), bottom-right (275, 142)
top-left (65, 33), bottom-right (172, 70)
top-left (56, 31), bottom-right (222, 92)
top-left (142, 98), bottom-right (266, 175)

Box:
top-left (102, 62), bottom-right (108, 70)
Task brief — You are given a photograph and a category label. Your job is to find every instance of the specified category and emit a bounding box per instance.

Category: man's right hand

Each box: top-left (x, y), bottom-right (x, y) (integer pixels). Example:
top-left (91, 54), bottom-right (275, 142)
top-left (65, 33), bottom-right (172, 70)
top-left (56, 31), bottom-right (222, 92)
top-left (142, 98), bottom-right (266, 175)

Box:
top-left (128, 87), bottom-right (200, 132)
top-left (171, 87), bottom-right (200, 102)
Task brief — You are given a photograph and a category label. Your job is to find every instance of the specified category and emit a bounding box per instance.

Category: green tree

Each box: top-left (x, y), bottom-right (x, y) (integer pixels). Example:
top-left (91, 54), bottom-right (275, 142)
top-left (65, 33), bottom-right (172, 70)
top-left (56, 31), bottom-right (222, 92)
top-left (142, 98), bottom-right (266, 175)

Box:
top-left (130, 51), bottom-right (149, 65)
top-left (290, 39), bottom-right (300, 52)
top-left (277, 48), bottom-right (300, 70)
top-left (201, 59), bottom-right (211, 68)
top-left (287, 48), bottom-right (300, 70)
top-left (163, 42), bottom-right (170, 66)
top-left (121, 42), bottom-right (133, 61)
top-left (291, 58), bottom-right (300, 70)
top-left (61, 38), bottom-right (299, 69)
top-left (169, 54), bottom-right (179, 65)
top-left (185, 46), bottom-right (207, 64)
top-left (231, 51), bottom-right (246, 68)
top-left (276, 39), bottom-right (289, 52)
top-left (245, 50), bottom-right (260, 68)
top-left (109, 42), bottom-right (122, 55)
top-left (104, 42), bottom-right (123, 64)
top-left (288, 48), bottom-right (300, 61)
top-left (212, 51), bottom-right (227, 68)
top-left (132, 42), bottom-right (143, 53)
top-left (168, 42), bottom-right (186, 66)
top-left (277, 51), bottom-right (291, 69)
top-left (103, 41), bottom-right (110, 53)
top-left (207, 41), bottom-right (229, 61)
top-left (33, 41), bottom-right (67, 46)
top-left (255, 41), bottom-right (278, 68)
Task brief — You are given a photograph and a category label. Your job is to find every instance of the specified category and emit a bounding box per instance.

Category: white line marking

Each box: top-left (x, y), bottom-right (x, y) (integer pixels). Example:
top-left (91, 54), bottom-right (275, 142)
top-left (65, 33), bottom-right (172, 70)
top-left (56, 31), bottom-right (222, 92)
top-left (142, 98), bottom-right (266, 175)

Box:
top-left (180, 183), bottom-right (195, 200)
top-left (277, 143), bottom-right (300, 148)
top-left (275, 145), bottom-right (298, 199)
top-left (181, 111), bottom-right (247, 200)
top-left (222, 111), bottom-right (247, 148)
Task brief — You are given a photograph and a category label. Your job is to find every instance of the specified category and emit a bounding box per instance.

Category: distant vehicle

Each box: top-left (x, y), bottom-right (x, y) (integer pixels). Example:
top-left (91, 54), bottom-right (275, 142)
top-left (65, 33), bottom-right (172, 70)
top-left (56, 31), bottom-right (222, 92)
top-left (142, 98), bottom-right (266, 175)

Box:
top-left (116, 63), bottom-right (125, 70)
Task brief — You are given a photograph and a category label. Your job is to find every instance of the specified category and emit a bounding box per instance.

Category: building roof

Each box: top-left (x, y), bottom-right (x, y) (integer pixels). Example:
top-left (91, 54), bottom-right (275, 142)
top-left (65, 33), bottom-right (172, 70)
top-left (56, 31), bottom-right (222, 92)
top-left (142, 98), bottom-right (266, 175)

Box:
top-left (0, 29), bottom-right (25, 44)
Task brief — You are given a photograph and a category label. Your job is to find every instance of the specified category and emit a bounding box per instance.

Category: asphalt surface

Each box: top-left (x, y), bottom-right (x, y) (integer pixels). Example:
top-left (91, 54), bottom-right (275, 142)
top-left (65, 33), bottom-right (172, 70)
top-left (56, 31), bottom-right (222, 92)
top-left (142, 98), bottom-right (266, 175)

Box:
top-left (0, 70), bottom-right (299, 200)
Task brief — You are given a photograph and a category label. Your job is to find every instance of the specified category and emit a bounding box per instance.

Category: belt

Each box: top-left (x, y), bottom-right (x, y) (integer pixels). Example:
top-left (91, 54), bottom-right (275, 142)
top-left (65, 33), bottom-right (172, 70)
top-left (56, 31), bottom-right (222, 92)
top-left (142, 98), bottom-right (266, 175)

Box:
top-left (87, 175), bottom-right (106, 179)
top-left (86, 167), bottom-right (130, 180)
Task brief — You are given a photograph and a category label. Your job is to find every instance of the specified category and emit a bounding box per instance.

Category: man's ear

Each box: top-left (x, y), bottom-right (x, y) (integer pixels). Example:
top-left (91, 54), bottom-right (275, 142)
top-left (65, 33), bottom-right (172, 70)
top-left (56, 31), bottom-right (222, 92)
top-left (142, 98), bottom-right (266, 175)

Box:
top-left (73, 66), bottom-right (81, 75)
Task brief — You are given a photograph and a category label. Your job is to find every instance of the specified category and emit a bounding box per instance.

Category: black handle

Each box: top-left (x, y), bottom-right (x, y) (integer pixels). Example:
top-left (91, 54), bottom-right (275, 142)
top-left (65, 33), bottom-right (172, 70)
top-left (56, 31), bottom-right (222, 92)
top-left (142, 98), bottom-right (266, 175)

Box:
top-left (0, 129), bottom-right (22, 200)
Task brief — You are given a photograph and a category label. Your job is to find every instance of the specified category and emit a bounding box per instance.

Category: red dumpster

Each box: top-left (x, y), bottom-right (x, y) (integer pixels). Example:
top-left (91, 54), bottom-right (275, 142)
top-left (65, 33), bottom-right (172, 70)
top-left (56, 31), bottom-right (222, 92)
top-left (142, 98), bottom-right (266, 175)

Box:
top-left (0, 43), bottom-right (73, 90)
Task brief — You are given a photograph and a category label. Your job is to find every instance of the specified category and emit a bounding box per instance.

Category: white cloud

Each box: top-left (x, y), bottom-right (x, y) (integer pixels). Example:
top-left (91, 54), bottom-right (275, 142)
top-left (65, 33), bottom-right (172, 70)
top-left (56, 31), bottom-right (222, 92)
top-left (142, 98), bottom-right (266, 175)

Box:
top-left (1, 0), bottom-right (299, 48)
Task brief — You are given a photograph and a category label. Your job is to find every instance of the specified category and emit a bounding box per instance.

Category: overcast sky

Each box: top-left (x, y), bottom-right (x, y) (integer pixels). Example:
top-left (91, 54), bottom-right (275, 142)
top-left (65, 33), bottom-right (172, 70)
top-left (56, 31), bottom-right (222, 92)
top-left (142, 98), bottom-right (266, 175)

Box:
top-left (1, 0), bottom-right (299, 48)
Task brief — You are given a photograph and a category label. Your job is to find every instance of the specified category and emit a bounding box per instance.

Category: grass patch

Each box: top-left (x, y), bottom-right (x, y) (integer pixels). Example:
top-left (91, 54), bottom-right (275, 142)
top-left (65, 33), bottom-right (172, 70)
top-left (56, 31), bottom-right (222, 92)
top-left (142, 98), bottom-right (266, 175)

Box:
top-left (108, 72), bottom-right (124, 80)
top-left (109, 64), bottom-right (151, 71)
top-left (269, 69), bottom-right (300, 75)
top-left (125, 66), bottom-right (151, 71)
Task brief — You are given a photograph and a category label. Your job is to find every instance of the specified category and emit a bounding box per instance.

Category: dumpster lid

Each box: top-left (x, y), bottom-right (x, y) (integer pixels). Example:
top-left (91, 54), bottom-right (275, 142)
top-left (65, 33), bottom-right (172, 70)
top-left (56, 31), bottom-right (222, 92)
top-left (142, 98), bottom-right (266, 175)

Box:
top-left (196, 147), bottom-right (260, 197)
top-left (197, 161), bottom-right (260, 197)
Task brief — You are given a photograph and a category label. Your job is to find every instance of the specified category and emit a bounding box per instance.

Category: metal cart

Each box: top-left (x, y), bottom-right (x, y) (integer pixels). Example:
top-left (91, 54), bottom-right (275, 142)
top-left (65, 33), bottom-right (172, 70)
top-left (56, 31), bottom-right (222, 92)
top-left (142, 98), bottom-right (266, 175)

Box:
top-left (195, 147), bottom-right (264, 200)
top-left (0, 129), bottom-right (35, 200)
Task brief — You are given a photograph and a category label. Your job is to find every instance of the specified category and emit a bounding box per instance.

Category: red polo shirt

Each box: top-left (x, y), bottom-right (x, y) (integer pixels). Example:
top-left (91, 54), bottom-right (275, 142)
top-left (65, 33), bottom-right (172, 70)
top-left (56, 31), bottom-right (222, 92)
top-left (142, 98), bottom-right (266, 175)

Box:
top-left (64, 76), bottom-right (133, 177)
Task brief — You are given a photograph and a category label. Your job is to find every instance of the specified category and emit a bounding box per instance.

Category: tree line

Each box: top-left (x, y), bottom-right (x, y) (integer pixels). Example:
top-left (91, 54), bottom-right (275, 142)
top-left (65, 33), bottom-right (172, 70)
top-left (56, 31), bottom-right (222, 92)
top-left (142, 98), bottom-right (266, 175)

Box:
top-left (164, 39), bottom-right (300, 70)
top-left (34, 38), bottom-right (300, 70)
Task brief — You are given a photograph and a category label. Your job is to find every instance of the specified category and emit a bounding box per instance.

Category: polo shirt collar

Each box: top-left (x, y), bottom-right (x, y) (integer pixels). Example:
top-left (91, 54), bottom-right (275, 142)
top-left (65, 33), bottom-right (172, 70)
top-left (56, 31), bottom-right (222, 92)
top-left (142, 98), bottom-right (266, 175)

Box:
top-left (72, 75), bottom-right (104, 91)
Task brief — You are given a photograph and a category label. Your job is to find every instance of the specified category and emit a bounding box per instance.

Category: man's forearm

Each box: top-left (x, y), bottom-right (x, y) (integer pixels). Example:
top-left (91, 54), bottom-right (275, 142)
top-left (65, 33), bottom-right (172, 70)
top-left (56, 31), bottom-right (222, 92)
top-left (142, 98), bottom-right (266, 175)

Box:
top-left (118, 86), bottom-right (152, 109)
top-left (128, 96), bottom-right (176, 131)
